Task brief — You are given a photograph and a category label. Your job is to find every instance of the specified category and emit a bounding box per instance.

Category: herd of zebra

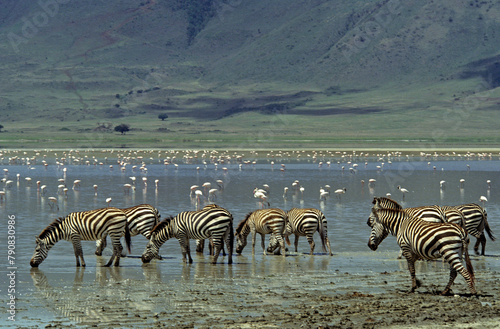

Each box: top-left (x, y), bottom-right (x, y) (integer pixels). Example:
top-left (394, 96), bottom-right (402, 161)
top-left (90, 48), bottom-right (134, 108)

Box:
top-left (30, 198), bottom-right (494, 295)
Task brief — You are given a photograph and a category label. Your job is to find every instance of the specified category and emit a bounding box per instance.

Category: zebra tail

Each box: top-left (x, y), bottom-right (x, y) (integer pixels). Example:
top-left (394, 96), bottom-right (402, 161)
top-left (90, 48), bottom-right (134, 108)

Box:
top-left (463, 237), bottom-right (475, 283)
top-left (484, 214), bottom-right (496, 241)
top-left (124, 223), bottom-right (132, 254)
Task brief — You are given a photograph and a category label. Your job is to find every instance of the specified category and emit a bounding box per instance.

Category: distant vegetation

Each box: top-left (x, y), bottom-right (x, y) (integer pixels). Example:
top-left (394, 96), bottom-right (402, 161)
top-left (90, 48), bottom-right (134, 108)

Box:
top-left (178, 0), bottom-right (215, 44)
top-left (114, 124), bottom-right (130, 135)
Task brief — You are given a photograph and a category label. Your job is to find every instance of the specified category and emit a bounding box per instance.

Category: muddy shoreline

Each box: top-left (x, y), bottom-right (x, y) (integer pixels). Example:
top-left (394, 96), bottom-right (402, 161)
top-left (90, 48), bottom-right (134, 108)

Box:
top-left (14, 251), bottom-right (500, 329)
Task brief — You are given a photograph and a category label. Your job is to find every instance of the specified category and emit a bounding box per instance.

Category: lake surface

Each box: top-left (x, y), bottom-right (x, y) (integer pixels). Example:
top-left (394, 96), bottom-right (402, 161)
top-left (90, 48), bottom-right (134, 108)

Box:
top-left (0, 150), bottom-right (499, 326)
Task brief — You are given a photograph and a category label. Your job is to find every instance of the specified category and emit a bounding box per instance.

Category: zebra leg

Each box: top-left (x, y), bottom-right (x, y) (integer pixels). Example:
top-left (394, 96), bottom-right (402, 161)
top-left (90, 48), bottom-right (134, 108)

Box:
top-left (402, 252), bottom-right (420, 292)
top-left (306, 234), bottom-right (315, 255)
top-left (106, 234), bottom-right (123, 267)
top-left (196, 239), bottom-right (205, 253)
top-left (95, 236), bottom-right (107, 256)
top-left (71, 237), bottom-right (86, 267)
top-left (211, 236), bottom-right (223, 264)
top-left (224, 226), bottom-right (233, 265)
top-left (260, 233), bottom-right (267, 255)
top-left (178, 237), bottom-right (193, 263)
top-left (251, 230), bottom-right (257, 255)
top-left (441, 268), bottom-right (458, 295)
top-left (294, 234), bottom-right (300, 253)
top-left (474, 233), bottom-right (486, 256)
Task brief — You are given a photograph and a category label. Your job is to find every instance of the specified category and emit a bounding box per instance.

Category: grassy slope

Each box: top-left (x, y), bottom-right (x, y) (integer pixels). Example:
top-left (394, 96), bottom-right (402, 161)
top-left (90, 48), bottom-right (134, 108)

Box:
top-left (0, 1), bottom-right (499, 149)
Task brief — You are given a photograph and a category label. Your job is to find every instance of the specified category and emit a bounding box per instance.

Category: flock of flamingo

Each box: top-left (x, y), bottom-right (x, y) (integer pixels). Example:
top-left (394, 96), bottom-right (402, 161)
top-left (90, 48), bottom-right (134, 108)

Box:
top-left (0, 149), bottom-right (496, 211)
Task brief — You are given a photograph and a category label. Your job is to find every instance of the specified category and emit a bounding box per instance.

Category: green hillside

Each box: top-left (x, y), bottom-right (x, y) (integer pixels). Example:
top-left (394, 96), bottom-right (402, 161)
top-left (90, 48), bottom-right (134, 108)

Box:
top-left (0, 0), bottom-right (499, 149)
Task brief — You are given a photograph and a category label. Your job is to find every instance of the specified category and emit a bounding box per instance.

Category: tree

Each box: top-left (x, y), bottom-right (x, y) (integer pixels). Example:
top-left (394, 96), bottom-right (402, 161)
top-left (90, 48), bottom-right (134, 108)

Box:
top-left (158, 113), bottom-right (169, 121)
top-left (114, 124), bottom-right (130, 135)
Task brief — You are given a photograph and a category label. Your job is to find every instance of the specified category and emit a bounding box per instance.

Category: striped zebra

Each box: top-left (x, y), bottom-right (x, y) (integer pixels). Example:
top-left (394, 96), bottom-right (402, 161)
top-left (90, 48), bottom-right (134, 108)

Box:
top-left (442, 204), bottom-right (495, 256)
top-left (367, 208), bottom-right (476, 295)
top-left (267, 208), bottom-right (332, 255)
top-left (372, 197), bottom-right (450, 258)
top-left (235, 208), bottom-right (288, 256)
top-left (95, 204), bottom-right (161, 256)
top-left (141, 204), bottom-right (233, 264)
top-left (30, 207), bottom-right (131, 267)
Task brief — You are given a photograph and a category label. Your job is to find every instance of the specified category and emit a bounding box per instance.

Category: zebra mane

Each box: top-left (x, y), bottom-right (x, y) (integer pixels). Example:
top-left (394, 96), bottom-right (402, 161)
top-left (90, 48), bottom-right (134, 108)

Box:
top-left (151, 216), bottom-right (174, 233)
top-left (373, 197), bottom-right (403, 209)
top-left (202, 204), bottom-right (220, 210)
top-left (236, 212), bottom-right (252, 234)
top-left (38, 217), bottom-right (64, 239)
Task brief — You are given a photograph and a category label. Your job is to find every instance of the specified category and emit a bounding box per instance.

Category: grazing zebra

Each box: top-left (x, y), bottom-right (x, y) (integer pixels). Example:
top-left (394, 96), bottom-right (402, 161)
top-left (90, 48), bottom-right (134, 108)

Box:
top-left (141, 204), bottom-right (233, 264)
top-left (267, 208), bottom-right (332, 255)
top-left (235, 208), bottom-right (288, 256)
top-left (95, 204), bottom-right (161, 256)
top-left (443, 203), bottom-right (495, 256)
top-left (30, 207), bottom-right (131, 267)
top-left (367, 208), bottom-right (476, 295)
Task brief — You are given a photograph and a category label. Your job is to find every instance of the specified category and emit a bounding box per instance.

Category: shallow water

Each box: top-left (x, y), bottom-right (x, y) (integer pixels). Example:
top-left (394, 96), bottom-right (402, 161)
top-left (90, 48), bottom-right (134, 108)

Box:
top-left (0, 151), bottom-right (499, 326)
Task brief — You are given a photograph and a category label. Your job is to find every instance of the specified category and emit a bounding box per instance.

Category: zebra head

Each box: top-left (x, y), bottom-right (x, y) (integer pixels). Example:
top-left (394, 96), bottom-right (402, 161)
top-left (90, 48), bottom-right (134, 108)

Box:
top-left (266, 233), bottom-right (279, 253)
top-left (141, 236), bottom-right (161, 263)
top-left (367, 210), bottom-right (389, 251)
top-left (235, 232), bottom-right (248, 254)
top-left (30, 237), bottom-right (50, 267)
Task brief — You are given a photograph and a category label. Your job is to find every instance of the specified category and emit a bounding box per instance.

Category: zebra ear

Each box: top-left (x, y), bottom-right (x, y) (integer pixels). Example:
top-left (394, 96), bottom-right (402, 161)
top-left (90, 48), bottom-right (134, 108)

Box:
top-left (372, 197), bottom-right (377, 205)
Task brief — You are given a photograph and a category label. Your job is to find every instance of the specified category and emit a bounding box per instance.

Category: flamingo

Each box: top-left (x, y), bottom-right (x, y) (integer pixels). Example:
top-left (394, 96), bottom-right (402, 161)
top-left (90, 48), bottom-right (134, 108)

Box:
top-left (208, 189), bottom-right (218, 202)
top-left (479, 196), bottom-right (488, 207)
top-left (486, 180), bottom-right (491, 189)
top-left (440, 180), bottom-right (446, 190)
top-left (48, 197), bottom-right (58, 211)
top-left (123, 184), bottom-right (132, 194)
top-left (397, 185), bottom-right (409, 200)
top-left (106, 197), bottom-right (112, 207)
top-left (459, 179), bottom-right (465, 188)
top-left (334, 187), bottom-right (346, 201)
top-left (190, 185), bottom-right (199, 198)
top-left (72, 180), bottom-right (81, 190)
top-left (93, 184), bottom-right (98, 196)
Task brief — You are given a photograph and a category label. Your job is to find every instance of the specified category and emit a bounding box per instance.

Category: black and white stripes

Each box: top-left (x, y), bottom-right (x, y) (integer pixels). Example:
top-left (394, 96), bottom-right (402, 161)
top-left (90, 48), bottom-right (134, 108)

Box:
top-left (141, 204), bottom-right (233, 264)
top-left (30, 207), bottom-right (131, 267)
top-left (367, 207), bottom-right (476, 295)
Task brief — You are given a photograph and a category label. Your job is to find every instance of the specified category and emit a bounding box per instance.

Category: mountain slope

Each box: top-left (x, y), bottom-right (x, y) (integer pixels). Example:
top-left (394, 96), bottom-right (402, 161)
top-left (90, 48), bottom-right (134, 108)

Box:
top-left (0, 0), bottom-right (499, 148)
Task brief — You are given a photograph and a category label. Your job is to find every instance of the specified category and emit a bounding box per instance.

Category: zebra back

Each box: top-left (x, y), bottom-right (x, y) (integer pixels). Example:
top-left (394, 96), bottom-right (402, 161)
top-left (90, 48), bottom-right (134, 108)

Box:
top-left (373, 197), bottom-right (447, 223)
top-left (151, 204), bottom-right (232, 242)
top-left (122, 204), bottom-right (161, 238)
top-left (454, 203), bottom-right (494, 241)
top-left (40, 207), bottom-right (128, 243)
top-left (236, 208), bottom-right (287, 237)
top-left (287, 208), bottom-right (329, 253)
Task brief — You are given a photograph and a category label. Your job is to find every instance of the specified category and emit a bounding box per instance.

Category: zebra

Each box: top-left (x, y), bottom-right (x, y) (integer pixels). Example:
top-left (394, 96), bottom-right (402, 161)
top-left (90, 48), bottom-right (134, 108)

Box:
top-left (141, 204), bottom-right (233, 264)
top-left (267, 208), bottom-right (332, 255)
top-left (367, 208), bottom-right (476, 295)
top-left (95, 204), bottom-right (161, 256)
top-left (442, 203), bottom-right (495, 256)
top-left (30, 207), bottom-right (131, 267)
top-left (235, 208), bottom-right (288, 256)
top-left (372, 197), bottom-right (449, 258)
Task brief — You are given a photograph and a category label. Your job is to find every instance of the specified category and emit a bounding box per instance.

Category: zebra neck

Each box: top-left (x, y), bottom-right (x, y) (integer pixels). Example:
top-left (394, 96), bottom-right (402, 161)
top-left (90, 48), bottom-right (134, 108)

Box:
top-left (381, 216), bottom-right (402, 237)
